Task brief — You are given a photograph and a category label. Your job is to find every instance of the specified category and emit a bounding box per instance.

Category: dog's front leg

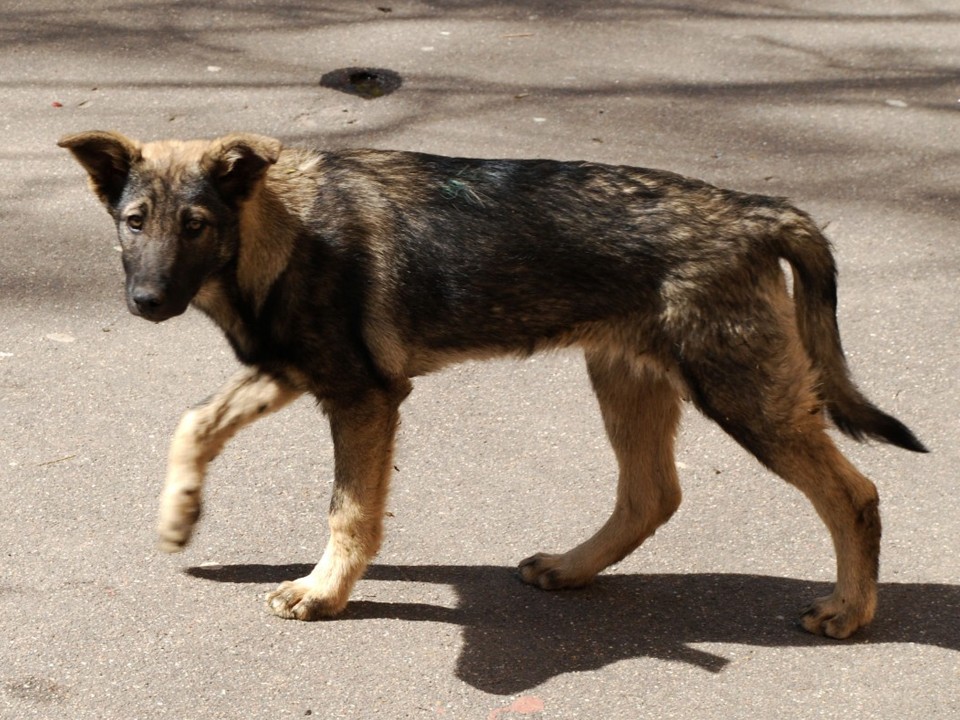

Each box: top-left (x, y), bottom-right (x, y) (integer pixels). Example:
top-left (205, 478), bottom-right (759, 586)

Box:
top-left (157, 367), bottom-right (302, 552)
top-left (267, 385), bottom-right (406, 620)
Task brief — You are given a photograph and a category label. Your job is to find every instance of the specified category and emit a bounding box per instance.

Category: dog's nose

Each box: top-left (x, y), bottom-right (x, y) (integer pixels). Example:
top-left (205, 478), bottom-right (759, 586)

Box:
top-left (131, 287), bottom-right (165, 314)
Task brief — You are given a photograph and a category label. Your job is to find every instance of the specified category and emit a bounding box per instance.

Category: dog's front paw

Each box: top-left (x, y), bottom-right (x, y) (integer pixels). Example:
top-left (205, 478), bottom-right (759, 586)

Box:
top-left (156, 487), bottom-right (201, 553)
top-left (517, 552), bottom-right (593, 590)
top-left (266, 579), bottom-right (349, 621)
top-left (799, 593), bottom-right (875, 639)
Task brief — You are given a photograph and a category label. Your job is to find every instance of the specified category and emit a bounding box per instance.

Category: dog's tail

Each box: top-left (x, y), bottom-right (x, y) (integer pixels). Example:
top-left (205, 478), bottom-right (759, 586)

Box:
top-left (772, 210), bottom-right (927, 453)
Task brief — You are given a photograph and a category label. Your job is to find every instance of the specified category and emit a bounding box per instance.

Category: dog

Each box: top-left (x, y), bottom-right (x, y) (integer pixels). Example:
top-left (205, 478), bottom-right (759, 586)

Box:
top-left (59, 130), bottom-right (926, 639)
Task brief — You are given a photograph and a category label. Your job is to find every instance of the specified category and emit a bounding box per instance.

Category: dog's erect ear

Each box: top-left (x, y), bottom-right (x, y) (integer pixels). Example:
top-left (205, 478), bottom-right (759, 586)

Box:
top-left (58, 130), bottom-right (142, 209)
top-left (201, 133), bottom-right (282, 204)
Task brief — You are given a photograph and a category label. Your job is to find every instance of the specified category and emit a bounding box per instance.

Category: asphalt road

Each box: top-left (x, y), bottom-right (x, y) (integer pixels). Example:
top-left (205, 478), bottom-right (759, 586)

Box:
top-left (1, 2), bottom-right (958, 718)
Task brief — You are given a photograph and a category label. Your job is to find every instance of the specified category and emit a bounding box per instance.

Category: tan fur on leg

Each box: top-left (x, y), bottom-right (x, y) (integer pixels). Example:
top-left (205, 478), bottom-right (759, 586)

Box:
top-left (768, 423), bottom-right (881, 639)
top-left (158, 368), bottom-right (302, 552)
top-left (520, 351), bottom-right (682, 589)
top-left (267, 384), bottom-right (407, 619)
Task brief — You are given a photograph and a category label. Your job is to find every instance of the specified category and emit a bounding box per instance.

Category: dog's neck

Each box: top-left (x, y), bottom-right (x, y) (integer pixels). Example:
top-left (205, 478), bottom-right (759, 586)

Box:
top-left (192, 274), bottom-right (255, 358)
top-left (236, 178), bottom-right (298, 315)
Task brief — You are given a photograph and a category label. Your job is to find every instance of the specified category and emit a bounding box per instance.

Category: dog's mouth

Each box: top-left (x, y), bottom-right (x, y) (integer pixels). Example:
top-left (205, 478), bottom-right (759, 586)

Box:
top-left (127, 301), bottom-right (188, 323)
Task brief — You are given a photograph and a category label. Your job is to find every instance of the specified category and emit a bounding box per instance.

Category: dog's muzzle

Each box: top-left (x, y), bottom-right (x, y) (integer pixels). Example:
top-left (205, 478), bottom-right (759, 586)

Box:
top-left (127, 284), bottom-right (188, 322)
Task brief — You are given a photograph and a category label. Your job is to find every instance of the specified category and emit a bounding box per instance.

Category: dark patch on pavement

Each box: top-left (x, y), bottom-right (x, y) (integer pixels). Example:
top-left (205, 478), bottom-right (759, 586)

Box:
top-left (4, 676), bottom-right (68, 703)
top-left (320, 67), bottom-right (403, 99)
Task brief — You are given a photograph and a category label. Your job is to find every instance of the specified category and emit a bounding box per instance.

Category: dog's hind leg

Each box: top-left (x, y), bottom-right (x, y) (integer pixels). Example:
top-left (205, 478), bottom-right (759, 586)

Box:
top-left (776, 432), bottom-right (880, 639)
top-left (678, 291), bottom-right (881, 639)
top-left (266, 383), bottom-right (408, 620)
top-left (519, 351), bottom-right (682, 589)
top-left (158, 367), bottom-right (302, 552)
top-left (692, 373), bottom-right (881, 638)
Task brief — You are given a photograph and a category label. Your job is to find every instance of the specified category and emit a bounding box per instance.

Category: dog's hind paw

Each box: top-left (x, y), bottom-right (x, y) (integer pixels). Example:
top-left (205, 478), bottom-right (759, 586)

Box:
top-left (799, 593), bottom-right (875, 639)
top-left (265, 579), bottom-right (348, 621)
top-left (517, 553), bottom-right (594, 590)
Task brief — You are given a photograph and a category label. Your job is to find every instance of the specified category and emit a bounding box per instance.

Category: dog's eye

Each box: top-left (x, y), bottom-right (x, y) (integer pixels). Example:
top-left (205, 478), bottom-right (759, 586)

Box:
top-left (184, 217), bottom-right (206, 234)
top-left (126, 214), bottom-right (144, 232)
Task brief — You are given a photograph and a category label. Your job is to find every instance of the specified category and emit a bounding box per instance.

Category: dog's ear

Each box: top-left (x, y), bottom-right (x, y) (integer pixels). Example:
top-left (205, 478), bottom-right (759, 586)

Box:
top-left (58, 130), bottom-right (142, 209)
top-left (201, 133), bottom-right (282, 204)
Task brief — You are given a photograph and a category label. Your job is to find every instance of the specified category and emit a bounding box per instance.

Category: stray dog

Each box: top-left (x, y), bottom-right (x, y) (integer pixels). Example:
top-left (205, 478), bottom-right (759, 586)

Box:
top-left (60, 130), bottom-right (926, 638)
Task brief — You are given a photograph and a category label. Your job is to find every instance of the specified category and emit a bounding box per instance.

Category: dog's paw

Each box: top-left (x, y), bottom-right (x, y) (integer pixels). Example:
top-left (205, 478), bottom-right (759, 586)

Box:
top-left (799, 594), bottom-right (874, 639)
top-left (517, 553), bottom-right (593, 590)
top-left (156, 489), bottom-right (201, 553)
top-left (265, 579), bottom-right (348, 621)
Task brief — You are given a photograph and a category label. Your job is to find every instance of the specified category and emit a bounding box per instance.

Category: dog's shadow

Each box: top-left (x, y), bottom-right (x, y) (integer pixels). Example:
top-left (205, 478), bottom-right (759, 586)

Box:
top-left (187, 563), bottom-right (960, 694)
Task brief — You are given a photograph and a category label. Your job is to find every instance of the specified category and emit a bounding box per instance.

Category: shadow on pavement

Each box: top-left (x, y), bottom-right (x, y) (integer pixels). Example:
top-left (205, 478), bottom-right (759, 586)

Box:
top-left (187, 562), bottom-right (960, 694)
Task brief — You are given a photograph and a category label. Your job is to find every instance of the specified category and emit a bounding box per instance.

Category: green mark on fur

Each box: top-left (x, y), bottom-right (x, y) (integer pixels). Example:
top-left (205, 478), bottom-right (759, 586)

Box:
top-left (440, 177), bottom-right (484, 206)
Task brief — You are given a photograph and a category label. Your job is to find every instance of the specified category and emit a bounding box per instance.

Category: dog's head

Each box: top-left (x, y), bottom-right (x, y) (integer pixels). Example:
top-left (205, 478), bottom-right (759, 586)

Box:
top-left (59, 131), bottom-right (282, 322)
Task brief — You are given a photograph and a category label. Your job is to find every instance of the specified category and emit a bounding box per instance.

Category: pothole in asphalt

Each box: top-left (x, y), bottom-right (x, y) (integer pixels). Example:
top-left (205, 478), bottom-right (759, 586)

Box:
top-left (319, 67), bottom-right (402, 99)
